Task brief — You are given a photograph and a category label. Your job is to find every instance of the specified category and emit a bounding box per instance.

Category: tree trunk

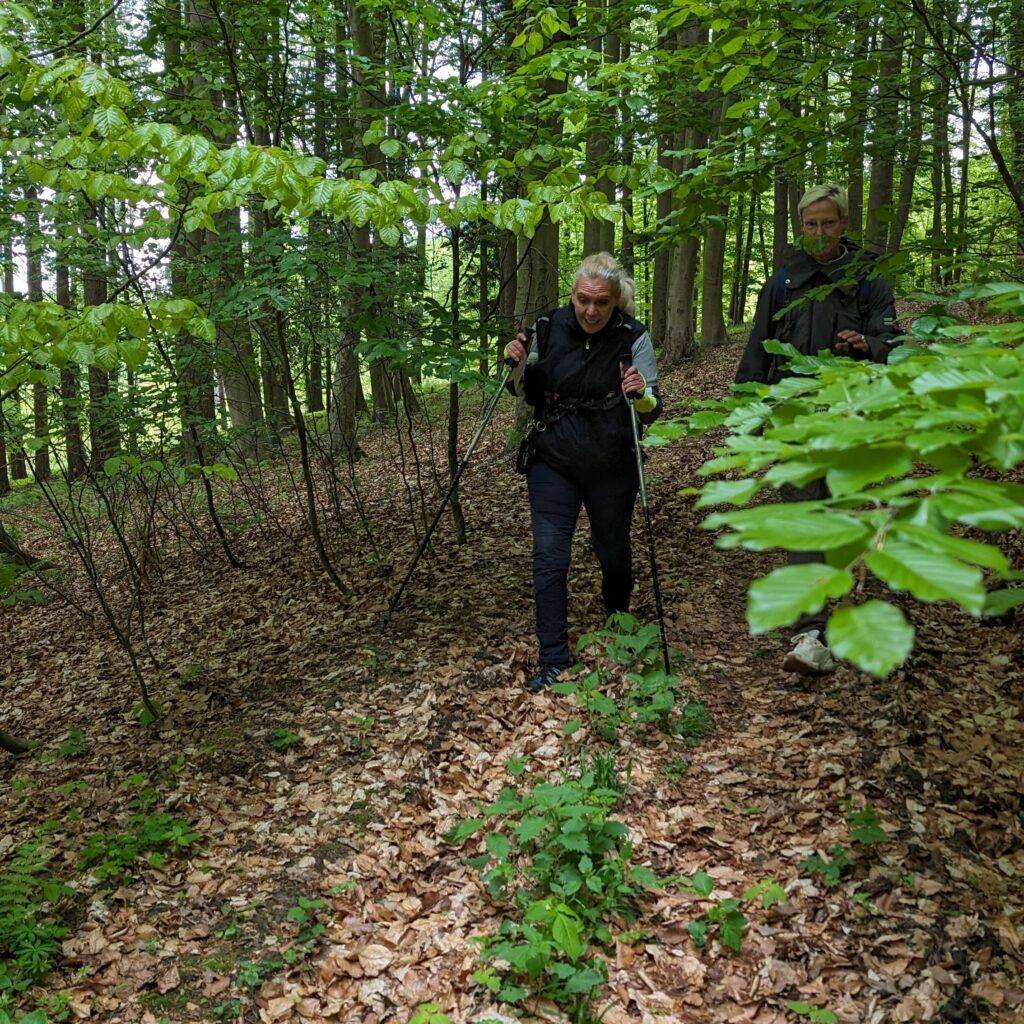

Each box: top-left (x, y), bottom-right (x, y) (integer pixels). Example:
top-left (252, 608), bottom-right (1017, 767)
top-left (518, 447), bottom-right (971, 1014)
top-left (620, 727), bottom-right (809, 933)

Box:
top-left (772, 165), bottom-right (789, 271)
top-left (866, 18), bottom-right (903, 253)
top-left (583, 0), bottom-right (616, 255)
top-left (0, 730), bottom-right (36, 756)
top-left (846, 15), bottom-right (870, 238)
top-left (890, 23), bottom-right (925, 254)
top-left (56, 253), bottom-right (86, 479)
top-left (1, 237), bottom-right (24, 484)
top-left (447, 227), bottom-right (466, 543)
top-left (1010, 4), bottom-right (1024, 261)
top-left (25, 189), bottom-right (50, 480)
top-left (620, 36), bottom-right (635, 279)
top-left (700, 95), bottom-right (728, 348)
top-left (215, 203), bottom-right (265, 433)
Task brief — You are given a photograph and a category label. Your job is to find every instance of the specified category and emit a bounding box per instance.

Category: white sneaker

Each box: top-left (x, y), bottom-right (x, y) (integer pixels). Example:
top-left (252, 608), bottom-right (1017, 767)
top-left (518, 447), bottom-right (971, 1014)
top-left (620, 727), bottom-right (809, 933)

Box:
top-left (782, 630), bottom-right (836, 675)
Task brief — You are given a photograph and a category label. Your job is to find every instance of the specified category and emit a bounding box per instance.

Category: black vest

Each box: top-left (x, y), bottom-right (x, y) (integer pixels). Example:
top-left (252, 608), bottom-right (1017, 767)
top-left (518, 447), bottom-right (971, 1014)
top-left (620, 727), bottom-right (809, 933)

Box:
top-left (524, 305), bottom-right (645, 478)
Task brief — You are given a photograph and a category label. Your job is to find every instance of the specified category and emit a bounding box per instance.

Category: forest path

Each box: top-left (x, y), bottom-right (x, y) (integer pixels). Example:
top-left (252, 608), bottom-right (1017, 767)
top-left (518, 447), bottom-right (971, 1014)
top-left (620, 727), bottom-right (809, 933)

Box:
top-left (1, 342), bottom-right (1022, 1024)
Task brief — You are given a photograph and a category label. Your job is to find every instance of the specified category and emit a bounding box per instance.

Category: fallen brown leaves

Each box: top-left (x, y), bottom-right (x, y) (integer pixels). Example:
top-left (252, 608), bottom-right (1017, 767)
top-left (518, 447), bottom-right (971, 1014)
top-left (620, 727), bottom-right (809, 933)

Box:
top-left (2, 342), bottom-right (1022, 1023)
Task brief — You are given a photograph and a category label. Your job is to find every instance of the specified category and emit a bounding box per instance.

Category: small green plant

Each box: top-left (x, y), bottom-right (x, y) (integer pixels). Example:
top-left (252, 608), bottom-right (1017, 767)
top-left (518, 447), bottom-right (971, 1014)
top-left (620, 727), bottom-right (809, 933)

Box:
top-left (79, 812), bottom-right (199, 883)
top-left (0, 562), bottom-right (47, 607)
top-left (800, 844), bottom-right (854, 888)
top-left (661, 756), bottom-right (690, 781)
top-left (787, 1000), bottom-right (838, 1023)
top-left (687, 898), bottom-right (748, 952)
top-left (349, 715), bottom-right (375, 755)
top-left (269, 728), bottom-right (301, 752)
top-left (0, 843), bottom-right (74, 1004)
top-left (50, 729), bottom-right (89, 760)
top-left (845, 802), bottom-right (888, 846)
top-left (285, 896), bottom-right (327, 948)
top-left (408, 1004), bottom-right (452, 1024)
top-left (556, 614), bottom-right (710, 741)
top-left (446, 757), bottom-right (656, 1019)
top-left (473, 900), bottom-right (608, 1017)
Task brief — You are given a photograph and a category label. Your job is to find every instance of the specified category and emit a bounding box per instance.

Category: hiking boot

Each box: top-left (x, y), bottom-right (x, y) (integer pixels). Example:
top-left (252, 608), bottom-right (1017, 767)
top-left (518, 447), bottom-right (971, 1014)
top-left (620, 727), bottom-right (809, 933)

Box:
top-left (526, 665), bottom-right (565, 693)
top-left (782, 630), bottom-right (836, 676)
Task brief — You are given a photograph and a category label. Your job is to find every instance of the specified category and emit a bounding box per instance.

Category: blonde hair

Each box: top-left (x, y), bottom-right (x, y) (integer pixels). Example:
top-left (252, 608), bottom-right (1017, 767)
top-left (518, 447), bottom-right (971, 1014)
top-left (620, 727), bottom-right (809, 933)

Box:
top-left (573, 251), bottom-right (627, 300)
top-left (798, 183), bottom-right (849, 221)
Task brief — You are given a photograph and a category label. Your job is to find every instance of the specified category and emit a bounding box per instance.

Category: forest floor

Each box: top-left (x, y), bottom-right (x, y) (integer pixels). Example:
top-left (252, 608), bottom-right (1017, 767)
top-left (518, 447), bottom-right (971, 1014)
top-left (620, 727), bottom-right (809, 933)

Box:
top-left (2, 339), bottom-right (1023, 1024)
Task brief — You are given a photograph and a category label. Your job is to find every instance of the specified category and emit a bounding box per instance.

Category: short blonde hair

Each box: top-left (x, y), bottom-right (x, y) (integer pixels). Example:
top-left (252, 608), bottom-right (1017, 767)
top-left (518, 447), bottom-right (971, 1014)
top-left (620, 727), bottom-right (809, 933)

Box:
top-left (798, 183), bottom-right (849, 220)
top-left (573, 251), bottom-right (626, 300)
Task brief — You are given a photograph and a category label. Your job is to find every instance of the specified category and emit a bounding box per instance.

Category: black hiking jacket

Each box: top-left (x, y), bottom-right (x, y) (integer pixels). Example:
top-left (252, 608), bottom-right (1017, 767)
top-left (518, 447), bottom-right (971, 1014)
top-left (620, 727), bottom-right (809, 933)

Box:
top-left (513, 304), bottom-right (662, 478)
top-left (735, 239), bottom-right (900, 385)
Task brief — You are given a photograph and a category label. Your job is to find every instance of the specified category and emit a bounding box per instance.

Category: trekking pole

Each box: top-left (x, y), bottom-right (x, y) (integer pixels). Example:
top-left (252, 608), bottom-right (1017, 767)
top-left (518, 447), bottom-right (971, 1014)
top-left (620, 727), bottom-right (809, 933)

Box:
top-left (621, 360), bottom-right (672, 676)
top-left (383, 350), bottom-right (521, 625)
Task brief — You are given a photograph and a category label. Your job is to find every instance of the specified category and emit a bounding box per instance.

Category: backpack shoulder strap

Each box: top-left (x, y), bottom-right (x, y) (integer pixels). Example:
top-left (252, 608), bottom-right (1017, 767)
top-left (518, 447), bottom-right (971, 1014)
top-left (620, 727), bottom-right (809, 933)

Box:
top-left (531, 312), bottom-right (554, 357)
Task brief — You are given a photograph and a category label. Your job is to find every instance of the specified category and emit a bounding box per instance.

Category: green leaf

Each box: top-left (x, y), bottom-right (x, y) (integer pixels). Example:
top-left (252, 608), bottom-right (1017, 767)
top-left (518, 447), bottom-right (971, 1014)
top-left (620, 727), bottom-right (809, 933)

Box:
top-left (719, 908), bottom-right (748, 951)
top-left (826, 601), bottom-right (914, 677)
top-left (983, 587), bottom-right (1024, 616)
top-left (443, 818), bottom-right (484, 846)
top-left (691, 870), bottom-right (715, 898)
top-left (695, 477), bottom-right (761, 508)
top-left (892, 523), bottom-right (1008, 573)
top-left (824, 446), bottom-right (913, 498)
top-left (486, 832), bottom-right (511, 861)
top-left (720, 64), bottom-right (751, 93)
top-left (865, 541), bottom-right (984, 614)
top-left (565, 966), bottom-right (605, 994)
top-left (706, 505), bottom-right (869, 552)
top-left (687, 919), bottom-right (708, 946)
top-left (551, 913), bottom-right (584, 960)
top-left (517, 816), bottom-right (547, 843)
top-left (747, 563), bottom-right (854, 634)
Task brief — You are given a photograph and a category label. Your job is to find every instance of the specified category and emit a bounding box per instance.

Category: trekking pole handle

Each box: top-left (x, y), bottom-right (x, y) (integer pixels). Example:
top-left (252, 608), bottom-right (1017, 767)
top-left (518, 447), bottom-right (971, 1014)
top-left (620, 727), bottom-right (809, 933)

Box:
top-left (620, 356), bottom-right (640, 402)
top-left (505, 324), bottom-right (536, 368)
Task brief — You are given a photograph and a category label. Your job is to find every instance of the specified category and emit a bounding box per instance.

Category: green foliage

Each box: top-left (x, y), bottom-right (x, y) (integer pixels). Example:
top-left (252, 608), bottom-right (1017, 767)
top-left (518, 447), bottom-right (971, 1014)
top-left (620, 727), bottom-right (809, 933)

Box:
top-left (800, 844), bottom-right (855, 889)
top-left (79, 812), bottom-right (198, 883)
top-left (0, 843), bottom-right (72, 1002)
top-left (0, 564), bottom-right (46, 609)
top-left (408, 1005), bottom-right (452, 1024)
top-left (553, 613), bottom-right (708, 740)
top-left (657, 288), bottom-right (1024, 677)
top-left (845, 802), bottom-right (888, 846)
top-left (269, 728), bottom-right (301, 752)
top-left (787, 1001), bottom-right (839, 1023)
top-left (49, 729), bottom-right (88, 761)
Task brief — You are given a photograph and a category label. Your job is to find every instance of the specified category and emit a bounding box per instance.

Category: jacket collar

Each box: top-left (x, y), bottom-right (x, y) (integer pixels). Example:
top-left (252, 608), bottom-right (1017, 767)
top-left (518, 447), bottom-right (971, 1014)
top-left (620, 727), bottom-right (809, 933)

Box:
top-left (565, 303), bottom-right (626, 341)
top-left (782, 237), bottom-right (871, 293)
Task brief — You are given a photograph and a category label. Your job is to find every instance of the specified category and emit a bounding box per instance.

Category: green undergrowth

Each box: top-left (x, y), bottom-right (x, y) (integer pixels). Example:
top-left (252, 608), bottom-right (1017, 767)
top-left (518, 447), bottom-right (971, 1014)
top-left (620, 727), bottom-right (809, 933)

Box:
top-left (0, 768), bottom-right (200, 1022)
top-left (440, 613), bottom-right (781, 1023)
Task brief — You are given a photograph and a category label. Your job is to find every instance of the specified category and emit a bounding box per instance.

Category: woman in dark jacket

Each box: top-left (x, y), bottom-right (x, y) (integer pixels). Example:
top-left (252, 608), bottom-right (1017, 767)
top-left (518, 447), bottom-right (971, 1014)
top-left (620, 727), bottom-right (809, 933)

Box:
top-left (504, 253), bottom-right (662, 692)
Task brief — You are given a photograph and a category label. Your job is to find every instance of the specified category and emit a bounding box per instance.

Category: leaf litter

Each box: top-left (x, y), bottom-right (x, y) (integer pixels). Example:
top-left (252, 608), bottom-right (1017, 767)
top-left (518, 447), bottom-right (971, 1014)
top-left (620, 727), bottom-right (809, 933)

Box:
top-left (1, 340), bottom-right (1022, 1023)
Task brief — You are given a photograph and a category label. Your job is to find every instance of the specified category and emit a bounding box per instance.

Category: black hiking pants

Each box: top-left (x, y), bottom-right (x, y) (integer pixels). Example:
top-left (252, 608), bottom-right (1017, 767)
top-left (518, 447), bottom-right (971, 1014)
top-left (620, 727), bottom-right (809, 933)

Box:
top-left (781, 477), bottom-right (830, 636)
top-left (527, 458), bottom-right (638, 668)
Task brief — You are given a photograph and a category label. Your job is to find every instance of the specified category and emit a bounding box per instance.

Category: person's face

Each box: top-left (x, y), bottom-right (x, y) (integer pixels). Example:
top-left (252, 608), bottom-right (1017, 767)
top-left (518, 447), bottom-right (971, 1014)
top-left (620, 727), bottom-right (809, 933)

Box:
top-left (571, 277), bottom-right (616, 334)
top-left (800, 198), bottom-right (847, 261)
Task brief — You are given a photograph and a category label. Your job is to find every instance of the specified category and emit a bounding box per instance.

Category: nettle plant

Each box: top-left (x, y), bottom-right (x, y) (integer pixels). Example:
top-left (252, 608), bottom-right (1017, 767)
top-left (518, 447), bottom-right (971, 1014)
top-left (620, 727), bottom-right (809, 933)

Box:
top-left (650, 284), bottom-right (1024, 677)
top-left (445, 756), bottom-right (653, 1017)
top-left (555, 613), bottom-right (710, 740)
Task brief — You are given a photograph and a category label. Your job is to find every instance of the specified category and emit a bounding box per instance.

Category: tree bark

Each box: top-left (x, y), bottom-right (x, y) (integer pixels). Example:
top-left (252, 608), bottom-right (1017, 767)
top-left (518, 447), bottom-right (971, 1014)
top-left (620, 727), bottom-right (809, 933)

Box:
top-left (890, 22), bottom-right (925, 254)
top-left (25, 188), bottom-right (50, 480)
top-left (866, 18), bottom-right (903, 253)
top-left (700, 95), bottom-right (728, 348)
top-left (0, 730), bottom-right (36, 756)
top-left (846, 15), bottom-right (871, 238)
